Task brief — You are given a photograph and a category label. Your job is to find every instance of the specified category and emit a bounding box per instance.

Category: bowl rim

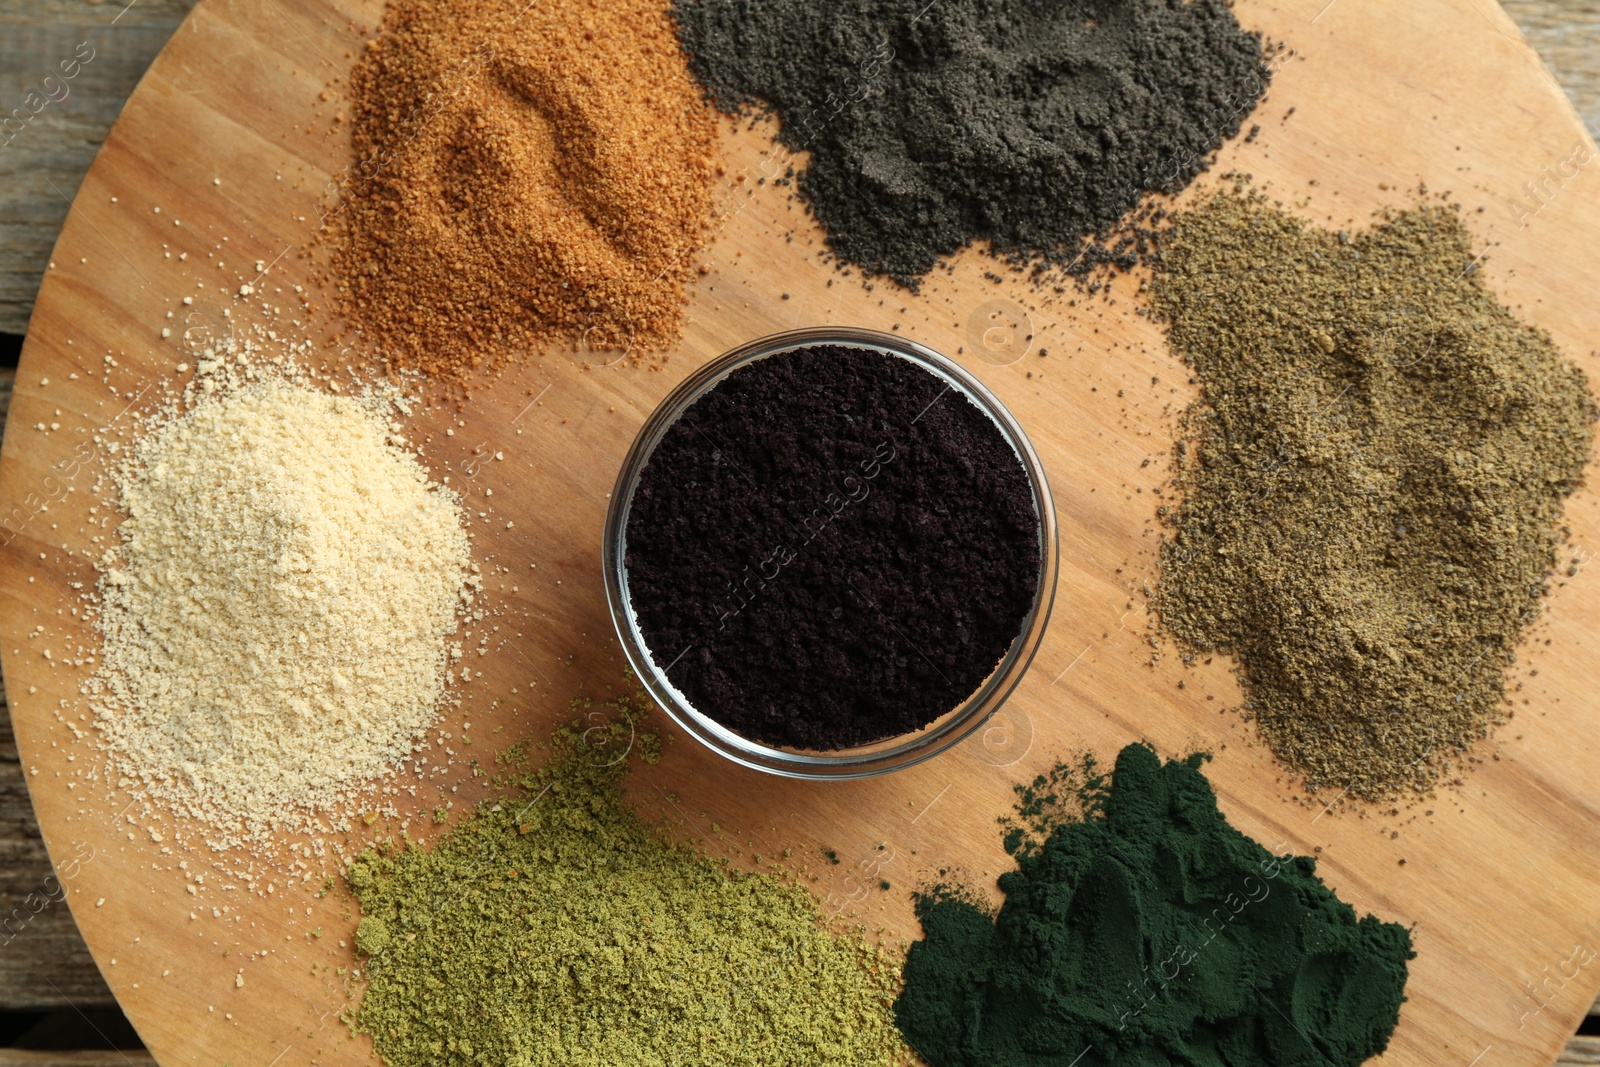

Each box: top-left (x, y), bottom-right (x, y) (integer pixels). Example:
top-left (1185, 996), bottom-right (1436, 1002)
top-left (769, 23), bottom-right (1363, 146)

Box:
top-left (601, 326), bottom-right (1059, 780)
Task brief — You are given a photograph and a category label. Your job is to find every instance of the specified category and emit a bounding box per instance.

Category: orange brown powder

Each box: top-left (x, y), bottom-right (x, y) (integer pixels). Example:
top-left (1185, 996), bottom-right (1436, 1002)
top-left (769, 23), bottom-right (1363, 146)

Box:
top-left (329, 0), bottom-right (718, 378)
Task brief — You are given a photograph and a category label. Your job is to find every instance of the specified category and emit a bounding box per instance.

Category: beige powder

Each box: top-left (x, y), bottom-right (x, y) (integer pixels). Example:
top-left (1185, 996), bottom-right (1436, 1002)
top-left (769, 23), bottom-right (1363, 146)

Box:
top-left (89, 375), bottom-right (471, 846)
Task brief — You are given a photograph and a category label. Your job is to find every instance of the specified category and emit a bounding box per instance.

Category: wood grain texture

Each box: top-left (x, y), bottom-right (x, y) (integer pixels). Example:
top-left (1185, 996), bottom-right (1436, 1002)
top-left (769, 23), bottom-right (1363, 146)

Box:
top-left (0, 0), bottom-right (200, 334)
top-left (0, 701), bottom-right (116, 1010)
top-left (0, 365), bottom-right (113, 1013)
top-left (0, 1054), bottom-right (155, 1067)
top-left (1, 1), bottom-right (1600, 1066)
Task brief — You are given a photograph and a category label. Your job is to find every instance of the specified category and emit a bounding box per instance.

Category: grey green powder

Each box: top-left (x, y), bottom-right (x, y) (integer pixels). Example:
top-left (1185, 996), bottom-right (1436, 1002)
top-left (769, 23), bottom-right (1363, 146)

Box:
top-left (347, 696), bottom-right (909, 1066)
top-left (1152, 192), bottom-right (1595, 799)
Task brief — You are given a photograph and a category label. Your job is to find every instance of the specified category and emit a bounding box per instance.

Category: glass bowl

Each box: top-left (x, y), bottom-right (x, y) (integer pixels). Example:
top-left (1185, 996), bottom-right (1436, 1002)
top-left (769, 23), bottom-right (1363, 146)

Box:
top-left (602, 326), bottom-right (1059, 779)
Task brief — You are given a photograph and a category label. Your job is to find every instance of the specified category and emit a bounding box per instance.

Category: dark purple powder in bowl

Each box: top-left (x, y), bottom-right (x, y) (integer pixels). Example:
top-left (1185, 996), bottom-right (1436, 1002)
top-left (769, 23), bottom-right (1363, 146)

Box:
top-left (623, 343), bottom-right (1041, 749)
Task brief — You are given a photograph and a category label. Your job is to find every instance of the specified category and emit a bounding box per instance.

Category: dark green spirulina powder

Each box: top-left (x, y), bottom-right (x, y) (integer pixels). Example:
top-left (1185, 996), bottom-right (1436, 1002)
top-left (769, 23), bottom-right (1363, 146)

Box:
top-left (672, 0), bottom-right (1271, 288)
top-left (1152, 193), bottom-right (1596, 799)
top-left (896, 743), bottom-right (1414, 1067)
top-left (347, 696), bottom-right (910, 1067)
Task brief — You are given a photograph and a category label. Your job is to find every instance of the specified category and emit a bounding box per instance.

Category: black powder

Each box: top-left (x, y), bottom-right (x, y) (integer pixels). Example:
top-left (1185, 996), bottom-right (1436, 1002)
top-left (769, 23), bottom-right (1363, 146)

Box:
top-left (672, 0), bottom-right (1273, 288)
top-left (623, 344), bottom-right (1041, 749)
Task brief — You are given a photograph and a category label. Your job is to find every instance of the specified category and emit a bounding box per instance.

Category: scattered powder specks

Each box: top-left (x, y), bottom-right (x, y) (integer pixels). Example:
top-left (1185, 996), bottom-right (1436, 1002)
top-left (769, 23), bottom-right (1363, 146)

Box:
top-left (87, 370), bottom-right (473, 848)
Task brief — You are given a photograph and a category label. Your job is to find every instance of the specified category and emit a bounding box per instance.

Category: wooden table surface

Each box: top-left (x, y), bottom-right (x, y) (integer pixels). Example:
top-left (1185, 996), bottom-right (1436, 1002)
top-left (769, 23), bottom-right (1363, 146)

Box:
top-left (0, 0), bottom-right (1598, 1063)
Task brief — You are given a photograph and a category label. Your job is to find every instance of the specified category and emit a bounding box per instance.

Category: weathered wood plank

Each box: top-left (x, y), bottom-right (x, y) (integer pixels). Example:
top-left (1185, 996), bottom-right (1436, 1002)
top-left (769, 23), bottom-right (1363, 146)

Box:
top-left (1501, 0), bottom-right (1600, 136)
top-left (0, 0), bottom-right (200, 333)
top-left (1559, 1034), bottom-right (1600, 1065)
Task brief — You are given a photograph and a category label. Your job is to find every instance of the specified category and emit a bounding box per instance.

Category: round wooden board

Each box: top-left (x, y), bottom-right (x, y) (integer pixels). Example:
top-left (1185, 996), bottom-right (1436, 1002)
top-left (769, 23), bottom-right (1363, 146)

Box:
top-left (3, 0), bottom-right (1600, 1063)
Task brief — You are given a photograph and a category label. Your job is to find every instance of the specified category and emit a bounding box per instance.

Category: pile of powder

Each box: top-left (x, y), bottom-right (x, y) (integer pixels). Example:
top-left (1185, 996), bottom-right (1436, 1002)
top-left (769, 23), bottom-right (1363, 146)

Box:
top-left (88, 373), bottom-right (472, 847)
top-left (623, 343), bottom-right (1041, 750)
top-left (896, 743), bottom-right (1414, 1067)
top-left (672, 0), bottom-right (1270, 288)
top-left (331, 0), bottom-right (718, 377)
top-left (348, 700), bottom-right (911, 1067)
top-left (1151, 193), bottom-right (1596, 799)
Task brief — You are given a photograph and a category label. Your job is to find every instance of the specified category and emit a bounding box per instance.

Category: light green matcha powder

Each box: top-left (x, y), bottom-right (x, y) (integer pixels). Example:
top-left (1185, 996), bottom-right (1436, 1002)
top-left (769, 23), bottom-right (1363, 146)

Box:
top-left (347, 696), bottom-right (910, 1067)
